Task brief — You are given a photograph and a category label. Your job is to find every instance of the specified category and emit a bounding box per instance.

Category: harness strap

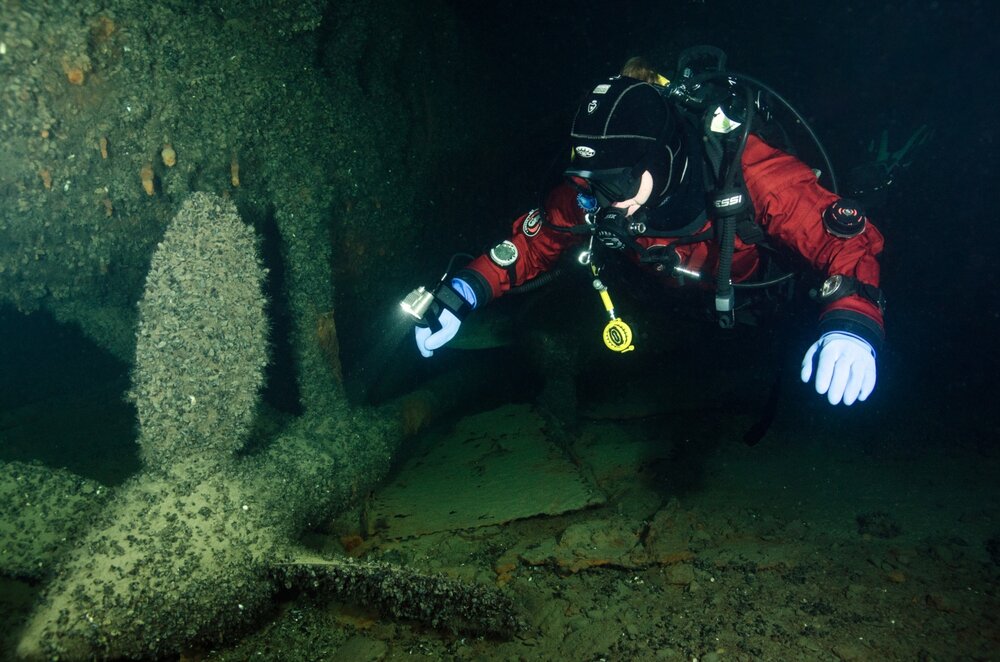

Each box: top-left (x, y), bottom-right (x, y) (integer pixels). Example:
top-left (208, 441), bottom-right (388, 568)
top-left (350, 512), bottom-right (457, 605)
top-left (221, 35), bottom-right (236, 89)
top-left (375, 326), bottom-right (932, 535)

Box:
top-left (736, 216), bottom-right (766, 245)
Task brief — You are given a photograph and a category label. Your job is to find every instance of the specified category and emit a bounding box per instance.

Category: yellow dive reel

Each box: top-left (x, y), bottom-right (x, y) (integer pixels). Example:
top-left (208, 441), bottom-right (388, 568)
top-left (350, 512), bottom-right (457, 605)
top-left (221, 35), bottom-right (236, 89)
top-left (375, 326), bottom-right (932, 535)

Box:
top-left (590, 265), bottom-right (634, 353)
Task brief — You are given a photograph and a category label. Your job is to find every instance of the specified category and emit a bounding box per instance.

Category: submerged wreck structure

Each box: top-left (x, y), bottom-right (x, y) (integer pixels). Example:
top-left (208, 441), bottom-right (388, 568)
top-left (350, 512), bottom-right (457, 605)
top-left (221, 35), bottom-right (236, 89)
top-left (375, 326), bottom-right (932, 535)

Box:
top-left (0, 0), bottom-right (516, 658)
top-left (8, 193), bottom-right (515, 660)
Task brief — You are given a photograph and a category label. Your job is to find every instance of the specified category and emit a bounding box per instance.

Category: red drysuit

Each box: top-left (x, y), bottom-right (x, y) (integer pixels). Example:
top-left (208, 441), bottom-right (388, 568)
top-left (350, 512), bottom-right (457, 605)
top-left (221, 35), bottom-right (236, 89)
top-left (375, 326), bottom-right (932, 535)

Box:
top-left (460, 134), bottom-right (884, 337)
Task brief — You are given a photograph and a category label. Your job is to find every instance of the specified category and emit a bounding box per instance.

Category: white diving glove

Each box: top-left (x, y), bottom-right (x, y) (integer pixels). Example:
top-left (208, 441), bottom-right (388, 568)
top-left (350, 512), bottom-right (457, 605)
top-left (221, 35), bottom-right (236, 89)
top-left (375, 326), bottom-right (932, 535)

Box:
top-left (800, 332), bottom-right (877, 406)
top-left (415, 308), bottom-right (462, 358)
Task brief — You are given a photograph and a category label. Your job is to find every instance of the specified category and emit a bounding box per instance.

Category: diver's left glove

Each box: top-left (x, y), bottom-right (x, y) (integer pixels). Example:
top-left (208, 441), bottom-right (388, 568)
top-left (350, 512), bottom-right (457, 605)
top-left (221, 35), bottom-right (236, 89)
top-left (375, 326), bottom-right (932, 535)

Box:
top-left (414, 278), bottom-right (477, 358)
top-left (800, 332), bottom-right (877, 406)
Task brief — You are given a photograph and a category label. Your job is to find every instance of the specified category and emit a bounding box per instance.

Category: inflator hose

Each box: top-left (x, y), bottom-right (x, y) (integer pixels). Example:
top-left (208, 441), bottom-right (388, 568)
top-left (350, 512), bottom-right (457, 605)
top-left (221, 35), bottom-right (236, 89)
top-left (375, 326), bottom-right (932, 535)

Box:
top-left (509, 269), bottom-right (563, 294)
top-left (715, 216), bottom-right (736, 325)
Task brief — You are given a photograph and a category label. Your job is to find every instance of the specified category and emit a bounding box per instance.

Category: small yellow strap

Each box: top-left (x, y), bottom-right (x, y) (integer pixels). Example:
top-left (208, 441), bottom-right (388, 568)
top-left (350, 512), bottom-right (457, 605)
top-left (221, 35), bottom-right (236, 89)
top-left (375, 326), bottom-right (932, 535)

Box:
top-left (655, 74), bottom-right (670, 87)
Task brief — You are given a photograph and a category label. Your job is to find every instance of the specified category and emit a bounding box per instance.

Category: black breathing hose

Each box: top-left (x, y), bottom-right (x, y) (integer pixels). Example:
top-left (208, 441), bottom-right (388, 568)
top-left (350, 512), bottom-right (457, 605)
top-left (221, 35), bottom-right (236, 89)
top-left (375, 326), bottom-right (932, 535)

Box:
top-left (509, 269), bottom-right (563, 294)
top-left (733, 271), bottom-right (795, 289)
top-left (712, 83), bottom-right (755, 328)
top-left (442, 252), bottom-right (477, 281)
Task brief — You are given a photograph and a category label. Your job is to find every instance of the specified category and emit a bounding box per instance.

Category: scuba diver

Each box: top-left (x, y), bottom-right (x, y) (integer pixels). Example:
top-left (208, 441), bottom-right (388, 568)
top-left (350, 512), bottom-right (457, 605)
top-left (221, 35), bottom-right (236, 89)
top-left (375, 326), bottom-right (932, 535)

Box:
top-left (402, 50), bottom-right (886, 407)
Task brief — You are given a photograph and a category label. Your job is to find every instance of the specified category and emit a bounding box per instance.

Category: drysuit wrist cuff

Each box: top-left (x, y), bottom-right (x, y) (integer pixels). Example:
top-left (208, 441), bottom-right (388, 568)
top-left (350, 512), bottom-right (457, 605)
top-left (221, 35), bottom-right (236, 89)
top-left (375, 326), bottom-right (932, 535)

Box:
top-left (449, 277), bottom-right (478, 309)
top-left (819, 309), bottom-right (884, 355)
top-left (452, 268), bottom-right (493, 308)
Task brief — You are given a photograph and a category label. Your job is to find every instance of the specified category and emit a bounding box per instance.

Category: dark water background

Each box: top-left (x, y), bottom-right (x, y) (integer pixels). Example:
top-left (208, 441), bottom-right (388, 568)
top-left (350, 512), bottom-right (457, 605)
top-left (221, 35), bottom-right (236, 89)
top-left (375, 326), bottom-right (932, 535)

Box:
top-left (415, 0), bottom-right (1000, 454)
top-left (445, 0), bottom-right (996, 376)
top-left (1, 0), bottom-right (997, 481)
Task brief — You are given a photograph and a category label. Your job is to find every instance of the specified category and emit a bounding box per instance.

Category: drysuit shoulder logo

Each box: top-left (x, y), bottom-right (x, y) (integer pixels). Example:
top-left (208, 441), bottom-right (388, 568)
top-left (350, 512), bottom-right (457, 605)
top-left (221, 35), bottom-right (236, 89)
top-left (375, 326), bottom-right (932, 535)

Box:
top-left (575, 146), bottom-right (596, 158)
top-left (587, 100), bottom-right (599, 114)
top-left (522, 209), bottom-right (542, 237)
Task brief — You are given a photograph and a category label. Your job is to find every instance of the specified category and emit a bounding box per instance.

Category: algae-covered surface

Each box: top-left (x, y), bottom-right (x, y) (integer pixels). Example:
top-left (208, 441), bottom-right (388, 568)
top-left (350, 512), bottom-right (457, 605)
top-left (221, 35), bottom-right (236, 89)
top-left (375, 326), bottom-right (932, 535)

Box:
top-left (367, 404), bottom-right (606, 539)
top-left (215, 398), bottom-right (998, 661)
top-left (7, 311), bottom-right (997, 660)
top-left (168, 397), bottom-right (1000, 660)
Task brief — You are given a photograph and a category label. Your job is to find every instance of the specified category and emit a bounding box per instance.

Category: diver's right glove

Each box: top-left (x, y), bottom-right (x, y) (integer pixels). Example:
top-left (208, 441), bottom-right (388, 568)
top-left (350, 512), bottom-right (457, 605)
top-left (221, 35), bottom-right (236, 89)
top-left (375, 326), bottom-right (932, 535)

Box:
top-left (414, 278), bottom-right (477, 358)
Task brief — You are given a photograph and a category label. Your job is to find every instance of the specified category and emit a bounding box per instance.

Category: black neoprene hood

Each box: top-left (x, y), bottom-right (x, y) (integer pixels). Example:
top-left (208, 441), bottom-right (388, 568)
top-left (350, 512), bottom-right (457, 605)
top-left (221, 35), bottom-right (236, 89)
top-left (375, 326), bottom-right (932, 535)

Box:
top-left (566, 76), bottom-right (676, 179)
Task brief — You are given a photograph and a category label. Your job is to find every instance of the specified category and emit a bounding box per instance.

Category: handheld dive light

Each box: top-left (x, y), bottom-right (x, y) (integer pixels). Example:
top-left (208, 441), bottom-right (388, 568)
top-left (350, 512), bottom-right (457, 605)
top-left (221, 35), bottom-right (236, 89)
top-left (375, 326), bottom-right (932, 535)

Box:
top-left (400, 259), bottom-right (474, 333)
top-left (400, 282), bottom-right (446, 332)
top-left (400, 285), bottom-right (436, 324)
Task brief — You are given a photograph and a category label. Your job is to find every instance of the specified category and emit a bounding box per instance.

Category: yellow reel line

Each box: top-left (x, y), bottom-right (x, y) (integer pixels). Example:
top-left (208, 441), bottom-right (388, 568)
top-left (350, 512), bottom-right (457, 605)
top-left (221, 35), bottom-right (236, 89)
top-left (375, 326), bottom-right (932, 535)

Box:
top-left (590, 265), bottom-right (634, 353)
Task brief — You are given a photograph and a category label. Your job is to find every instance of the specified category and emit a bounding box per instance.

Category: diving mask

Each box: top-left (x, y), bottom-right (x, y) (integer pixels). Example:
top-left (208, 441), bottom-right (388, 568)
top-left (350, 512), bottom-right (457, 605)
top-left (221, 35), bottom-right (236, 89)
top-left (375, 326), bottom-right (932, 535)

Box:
top-left (569, 166), bottom-right (643, 208)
